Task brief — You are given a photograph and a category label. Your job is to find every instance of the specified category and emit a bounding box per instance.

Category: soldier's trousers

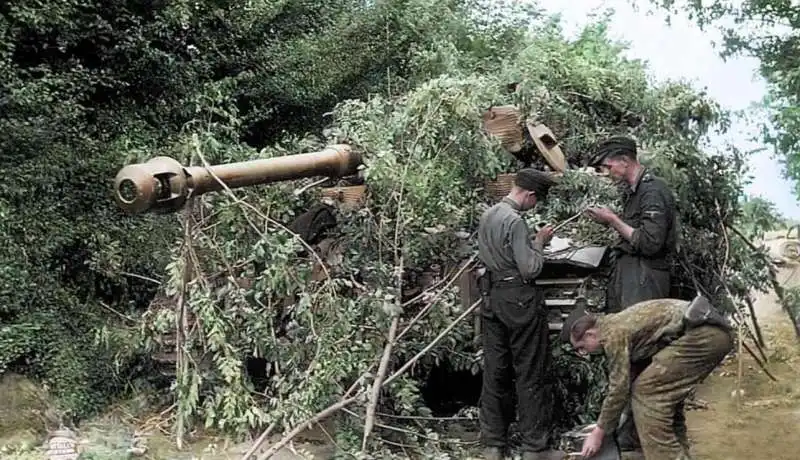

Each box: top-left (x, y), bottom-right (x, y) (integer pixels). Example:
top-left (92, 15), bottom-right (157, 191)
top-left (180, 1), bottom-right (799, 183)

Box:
top-left (480, 282), bottom-right (551, 452)
top-left (608, 254), bottom-right (671, 450)
top-left (631, 325), bottom-right (734, 460)
top-left (607, 254), bottom-right (671, 314)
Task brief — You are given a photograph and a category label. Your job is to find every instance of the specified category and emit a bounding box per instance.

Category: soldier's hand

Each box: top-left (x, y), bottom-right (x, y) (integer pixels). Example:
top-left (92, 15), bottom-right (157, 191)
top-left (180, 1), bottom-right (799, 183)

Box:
top-left (585, 206), bottom-right (617, 225)
top-left (535, 225), bottom-right (554, 244)
top-left (581, 426), bottom-right (605, 457)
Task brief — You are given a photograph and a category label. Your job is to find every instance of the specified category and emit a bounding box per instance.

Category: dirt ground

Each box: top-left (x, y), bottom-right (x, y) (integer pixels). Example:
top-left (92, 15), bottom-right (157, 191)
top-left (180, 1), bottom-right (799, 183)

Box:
top-left (680, 263), bottom-right (800, 460)
top-left (2, 263), bottom-right (799, 460)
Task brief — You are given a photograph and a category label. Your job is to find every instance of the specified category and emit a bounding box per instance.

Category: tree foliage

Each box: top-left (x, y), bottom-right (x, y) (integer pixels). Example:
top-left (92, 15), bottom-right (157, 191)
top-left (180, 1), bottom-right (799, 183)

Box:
top-left (0, 0), bottom-right (787, 457)
top-left (737, 194), bottom-right (787, 239)
top-left (0, 0), bottom-right (518, 420)
top-left (641, 0), bottom-right (800, 197)
top-left (134, 14), bottom-right (782, 458)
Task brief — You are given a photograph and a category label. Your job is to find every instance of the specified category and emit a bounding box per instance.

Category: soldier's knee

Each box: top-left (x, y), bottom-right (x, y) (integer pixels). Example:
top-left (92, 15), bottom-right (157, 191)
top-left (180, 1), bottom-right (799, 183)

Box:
top-left (483, 361), bottom-right (512, 383)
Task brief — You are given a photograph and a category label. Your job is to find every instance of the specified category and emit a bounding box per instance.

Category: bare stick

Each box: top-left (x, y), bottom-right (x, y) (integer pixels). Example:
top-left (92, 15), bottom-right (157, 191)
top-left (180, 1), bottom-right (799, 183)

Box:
top-left (727, 223), bottom-right (800, 339)
top-left (256, 396), bottom-right (360, 460)
top-left (714, 212), bottom-right (768, 398)
top-left (744, 296), bottom-right (766, 349)
top-left (174, 202), bottom-right (194, 450)
top-left (254, 299), bottom-right (482, 459)
top-left (98, 301), bottom-right (136, 323)
top-left (293, 177), bottom-right (330, 196)
top-left (362, 315), bottom-right (400, 450)
top-left (363, 163), bottom-right (408, 450)
top-left (341, 257), bottom-right (476, 402)
top-left (239, 422), bottom-right (276, 460)
top-left (736, 317), bottom-right (744, 409)
top-left (384, 299), bottom-right (481, 387)
top-left (741, 341), bottom-right (778, 382)
top-left (551, 210), bottom-right (585, 233)
top-left (117, 271), bottom-right (162, 285)
top-left (395, 254), bottom-right (478, 342)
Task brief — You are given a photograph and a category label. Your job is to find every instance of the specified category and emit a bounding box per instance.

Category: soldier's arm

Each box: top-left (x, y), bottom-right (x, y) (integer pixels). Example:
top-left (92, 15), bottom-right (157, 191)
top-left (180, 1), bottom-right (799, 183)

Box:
top-left (596, 333), bottom-right (631, 431)
top-left (510, 218), bottom-right (545, 280)
top-left (629, 186), bottom-right (672, 256)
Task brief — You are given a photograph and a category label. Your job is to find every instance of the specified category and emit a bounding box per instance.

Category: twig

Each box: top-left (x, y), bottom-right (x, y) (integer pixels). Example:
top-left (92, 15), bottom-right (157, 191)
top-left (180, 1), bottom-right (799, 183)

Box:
top-left (256, 396), bottom-right (360, 460)
top-left (315, 421), bottom-right (355, 459)
top-left (736, 313), bottom-right (745, 409)
top-left (383, 299), bottom-right (481, 387)
top-left (98, 301), bottom-right (137, 323)
top-left (344, 408), bottom-right (478, 445)
top-left (726, 223), bottom-right (800, 339)
top-left (708, 266), bottom-right (767, 361)
top-left (347, 255), bottom-right (479, 398)
top-left (239, 422), bottom-right (276, 460)
top-left (374, 412), bottom-right (475, 422)
top-left (363, 163), bottom-right (408, 450)
top-left (362, 314), bottom-right (400, 450)
top-left (552, 210), bottom-right (585, 233)
top-left (293, 177), bottom-right (330, 196)
top-left (741, 341), bottom-right (778, 382)
top-left (174, 201), bottom-right (194, 450)
top-left (712, 210), bottom-right (771, 397)
top-left (396, 255), bottom-right (478, 342)
top-left (117, 271), bottom-right (162, 285)
top-left (254, 299), bottom-right (482, 459)
top-left (715, 212), bottom-right (774, 396)
top-left (744, 297), bottom-right (766, 349)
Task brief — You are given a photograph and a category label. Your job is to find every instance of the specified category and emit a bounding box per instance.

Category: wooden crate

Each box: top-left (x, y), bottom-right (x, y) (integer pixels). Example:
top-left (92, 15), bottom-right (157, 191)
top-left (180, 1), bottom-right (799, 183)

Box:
top-left (320, 185), bottom-right (367, 210)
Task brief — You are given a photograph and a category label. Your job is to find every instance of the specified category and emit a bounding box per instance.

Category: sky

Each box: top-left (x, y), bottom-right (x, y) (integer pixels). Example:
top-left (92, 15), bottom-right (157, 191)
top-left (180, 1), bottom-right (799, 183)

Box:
top-left (534, 0), bottom-right (800, 219)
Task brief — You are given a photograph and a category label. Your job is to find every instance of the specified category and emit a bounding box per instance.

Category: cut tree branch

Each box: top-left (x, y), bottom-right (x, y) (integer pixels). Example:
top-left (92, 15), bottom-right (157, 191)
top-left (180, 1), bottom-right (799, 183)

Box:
top-left (361, 314), bottom-right (399, 450)
top-left (726, 223), bottom-right (800, 339)
top-left (251, 299), bottom-right (482, 459)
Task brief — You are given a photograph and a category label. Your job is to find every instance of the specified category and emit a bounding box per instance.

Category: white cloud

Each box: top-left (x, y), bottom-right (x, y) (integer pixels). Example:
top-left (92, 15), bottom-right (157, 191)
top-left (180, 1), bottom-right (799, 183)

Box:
top-left (534, 0), bottom-right (800, 218)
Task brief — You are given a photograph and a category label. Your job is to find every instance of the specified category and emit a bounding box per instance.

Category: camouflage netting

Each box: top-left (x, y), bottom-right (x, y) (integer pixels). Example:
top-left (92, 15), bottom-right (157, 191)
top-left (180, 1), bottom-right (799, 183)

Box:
top-left (136, 20), bottom-right (775, 459)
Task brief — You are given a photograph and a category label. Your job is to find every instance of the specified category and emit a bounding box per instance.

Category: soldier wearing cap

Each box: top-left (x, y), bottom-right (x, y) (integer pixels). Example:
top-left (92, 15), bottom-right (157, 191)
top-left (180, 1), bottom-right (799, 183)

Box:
top-left (585, 135), bottom-right (678, 451)
top-left (476, 168), bottom-right (563, 460)
top-left (560, 298), bottom-right (733, 460)
top-left (585, 135), bottom-right (678, 312)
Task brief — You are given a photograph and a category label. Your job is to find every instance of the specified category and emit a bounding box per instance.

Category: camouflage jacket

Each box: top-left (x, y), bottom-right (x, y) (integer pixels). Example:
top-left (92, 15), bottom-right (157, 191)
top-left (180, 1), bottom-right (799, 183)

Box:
top-left (595, 299), bottom-right (687, 431)
top-left (477, 197), bottom-right (545, 281)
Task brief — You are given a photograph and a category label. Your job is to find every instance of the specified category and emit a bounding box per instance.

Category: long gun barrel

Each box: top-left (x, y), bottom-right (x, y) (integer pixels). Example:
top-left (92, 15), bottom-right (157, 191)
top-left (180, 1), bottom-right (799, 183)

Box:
top-left (113, 144), bottom-right (362, 214)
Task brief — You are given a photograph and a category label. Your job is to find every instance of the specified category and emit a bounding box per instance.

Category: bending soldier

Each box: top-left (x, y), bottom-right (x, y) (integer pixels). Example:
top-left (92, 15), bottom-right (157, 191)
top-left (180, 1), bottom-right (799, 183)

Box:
top-left (562, 297), bottom-right (733, 460)
top-left (476, 169), bottom-right (563, 460)
top-left (585, 135), bottom-right (679, 450)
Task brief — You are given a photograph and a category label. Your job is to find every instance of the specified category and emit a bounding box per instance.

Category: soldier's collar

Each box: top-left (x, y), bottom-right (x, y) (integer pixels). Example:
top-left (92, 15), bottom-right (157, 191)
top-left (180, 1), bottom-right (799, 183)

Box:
top-left (501, 196), bottom-right (523, 212)
top-left (595, 316), bottom-right (612, 344)
top-left (629, 166), bottom-right (647, 193)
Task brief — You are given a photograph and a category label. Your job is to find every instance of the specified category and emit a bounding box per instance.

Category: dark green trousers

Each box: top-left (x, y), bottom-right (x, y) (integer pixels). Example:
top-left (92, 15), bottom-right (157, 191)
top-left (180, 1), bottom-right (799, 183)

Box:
top-left (607, 254), bottom-right (671, 314)
top-left (480, 282), bottom-right (552, 453)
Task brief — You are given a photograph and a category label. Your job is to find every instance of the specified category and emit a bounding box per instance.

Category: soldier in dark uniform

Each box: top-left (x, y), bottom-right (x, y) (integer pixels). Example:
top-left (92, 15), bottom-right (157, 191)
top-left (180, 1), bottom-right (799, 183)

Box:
top-left (586, 136), bottom-right (678, 311)
top-left (561, 298), bottom-right (733, 460)
top-left (585, 135), bottom-right (679, 451)
top-left (476, 169), bottom-right (564, 460)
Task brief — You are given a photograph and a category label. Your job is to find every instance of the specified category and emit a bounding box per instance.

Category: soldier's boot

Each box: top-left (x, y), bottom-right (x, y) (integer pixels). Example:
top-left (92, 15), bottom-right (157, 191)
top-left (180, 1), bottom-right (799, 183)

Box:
top-left (482, 446), bottom-right (505, 460)
top-left (617, 412), bottom-right (641, 452)
top-left (674, 404), bottom-right (691, 458)
top-left (521, 450), bottom-right (566, 460)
